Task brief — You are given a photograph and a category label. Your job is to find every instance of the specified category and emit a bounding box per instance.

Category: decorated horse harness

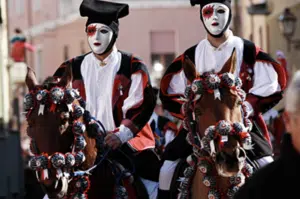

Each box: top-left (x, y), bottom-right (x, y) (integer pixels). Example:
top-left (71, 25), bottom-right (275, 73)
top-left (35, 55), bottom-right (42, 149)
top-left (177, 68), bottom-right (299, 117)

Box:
top-left (177, 71), bottom-right (254, 199)
top-left (24, 84), bottom-right (131, 199)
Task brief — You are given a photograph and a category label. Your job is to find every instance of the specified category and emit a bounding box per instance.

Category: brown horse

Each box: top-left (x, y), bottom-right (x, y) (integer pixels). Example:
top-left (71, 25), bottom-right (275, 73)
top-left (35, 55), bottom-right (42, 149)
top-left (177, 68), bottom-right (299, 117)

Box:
top-left (24, 65), bottom-right (148, 199)
top-left (174, 49), bottom-right (254, 199)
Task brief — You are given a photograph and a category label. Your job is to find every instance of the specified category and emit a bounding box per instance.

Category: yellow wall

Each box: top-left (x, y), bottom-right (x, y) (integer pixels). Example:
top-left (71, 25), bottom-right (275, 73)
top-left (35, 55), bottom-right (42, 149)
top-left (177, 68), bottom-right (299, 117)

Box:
top-left (268, 3), bottom-right (300, 74)
top-left (240, 0), bottom-right (300, 110)
top-left (240, 0), bottom-right (300, 71)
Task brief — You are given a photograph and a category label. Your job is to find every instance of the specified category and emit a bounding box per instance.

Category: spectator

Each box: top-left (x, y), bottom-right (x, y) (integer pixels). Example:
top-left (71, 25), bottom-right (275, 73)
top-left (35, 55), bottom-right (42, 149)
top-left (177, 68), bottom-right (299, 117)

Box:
top-left (10, 28), bottom-right (26, 44)
top-left (10, 28), bottom-right (35, 62)
top-left (234, 70), bottom-right (300, 199)
top-left (276, 50), bottom-right (289, 83)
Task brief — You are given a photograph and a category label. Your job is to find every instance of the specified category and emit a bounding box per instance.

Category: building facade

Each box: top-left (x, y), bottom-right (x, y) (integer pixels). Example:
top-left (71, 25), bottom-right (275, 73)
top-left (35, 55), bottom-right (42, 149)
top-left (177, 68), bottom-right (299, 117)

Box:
top-left (7, 0), bottom-right (244, 135)
top-left (7, 0), bottom-right (211, 87)
top-left (241, 0), bottom-right (300, 75)
top-left (240, 0), bottom-right (300, 110)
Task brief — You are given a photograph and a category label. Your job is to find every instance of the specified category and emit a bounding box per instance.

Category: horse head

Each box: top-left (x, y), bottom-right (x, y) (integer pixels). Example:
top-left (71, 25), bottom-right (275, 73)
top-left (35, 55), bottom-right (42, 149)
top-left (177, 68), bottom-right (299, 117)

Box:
top-left (24, 65), bottom-right (104, 198)
top-left (182, 48), bottom-right (253, 178)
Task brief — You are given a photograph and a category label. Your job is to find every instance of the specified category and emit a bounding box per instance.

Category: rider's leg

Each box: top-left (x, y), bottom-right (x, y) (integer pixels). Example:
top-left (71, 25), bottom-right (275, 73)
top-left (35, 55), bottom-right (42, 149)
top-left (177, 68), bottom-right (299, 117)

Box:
top-left (164, 129), bottom-right (176, 147)
top-left (245, 123), bottom-right (274, 170)
top-left (157, 159), bottom-right (180, 199)
top-left (140, 177), bottom-right (159, 199)
top-left (133, 148), bottom-right (161, 198)
top-left (161, 128), bottom-right (192, 161)
top-left (255, 156), bottom-right (274, 167)
top-left (157, 128), bottom-right (192, 198)
top-left (110, 145), bottom-right (161, 198)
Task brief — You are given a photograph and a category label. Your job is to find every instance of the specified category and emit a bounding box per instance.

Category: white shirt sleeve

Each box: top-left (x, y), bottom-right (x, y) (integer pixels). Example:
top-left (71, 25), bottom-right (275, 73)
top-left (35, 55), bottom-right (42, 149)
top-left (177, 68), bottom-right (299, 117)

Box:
top-left (248, 62), bottom-right (281, 97)
top-left (122, 73), bottom-right (144, 117)
top-left (167, 70), bottom-right (188, 95)
top-left (117, 73), bottom-right (143, 142)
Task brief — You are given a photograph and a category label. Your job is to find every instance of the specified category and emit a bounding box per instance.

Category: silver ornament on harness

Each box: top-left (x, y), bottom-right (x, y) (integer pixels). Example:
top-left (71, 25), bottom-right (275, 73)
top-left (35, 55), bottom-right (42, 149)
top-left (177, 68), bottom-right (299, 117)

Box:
top-left (24, 93), bottom-right (34, 111)
top-left (75, 151), bottom-right (86, 166)
top-left (50, 87), bottom-right (64, 104)
top-left (74, 136), bottom-right (87, 151)
top-left (221, 73), bottom-right (235, 88)
top-left (73, 122), bottom-right (86, 135)
top-left (216, 120), bottom-right (232, 135)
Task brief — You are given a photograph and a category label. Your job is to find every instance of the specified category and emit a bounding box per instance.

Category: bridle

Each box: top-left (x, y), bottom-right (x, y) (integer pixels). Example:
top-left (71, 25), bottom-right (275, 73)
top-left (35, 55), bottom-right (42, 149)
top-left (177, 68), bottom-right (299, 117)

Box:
top-left (181, 71), bottom-right (252, 149)
top-left (25, 85), bottom-right (135, 199)
top-left (176, 71), bottom-right (255, 199)
top-left (24, 85), bottom-right (111, 198)
top-left (25, 86), bottom-right (102, 198)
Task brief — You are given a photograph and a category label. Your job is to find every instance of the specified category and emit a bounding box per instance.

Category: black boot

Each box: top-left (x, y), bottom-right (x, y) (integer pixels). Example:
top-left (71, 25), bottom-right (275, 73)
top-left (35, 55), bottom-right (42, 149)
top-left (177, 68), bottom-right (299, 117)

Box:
top-left (157, 189), bottom-right (171, 199)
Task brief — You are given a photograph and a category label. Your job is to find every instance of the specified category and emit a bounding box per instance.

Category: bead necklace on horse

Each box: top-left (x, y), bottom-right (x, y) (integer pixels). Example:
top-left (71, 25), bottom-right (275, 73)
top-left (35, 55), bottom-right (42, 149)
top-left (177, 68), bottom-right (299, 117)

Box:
top-left (24, 65), bottom-right (149, 199)
top-left (172, 49), bottom-right (254, 199)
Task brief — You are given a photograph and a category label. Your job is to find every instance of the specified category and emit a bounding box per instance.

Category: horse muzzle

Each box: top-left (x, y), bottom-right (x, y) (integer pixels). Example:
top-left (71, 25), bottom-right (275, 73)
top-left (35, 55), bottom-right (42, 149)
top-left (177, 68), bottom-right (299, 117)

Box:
top-left (36, 170), bottom-right (69, 199)
top-left (215, 147), bottom-right (246, 177)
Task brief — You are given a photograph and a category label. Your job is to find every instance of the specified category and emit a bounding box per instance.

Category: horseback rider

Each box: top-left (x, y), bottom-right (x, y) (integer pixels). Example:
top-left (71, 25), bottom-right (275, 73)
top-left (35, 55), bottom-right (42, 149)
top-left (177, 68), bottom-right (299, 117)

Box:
top-left (53, 0), bottom-right (160, 197)
top-left (158, 0), bottom-right (287, 197)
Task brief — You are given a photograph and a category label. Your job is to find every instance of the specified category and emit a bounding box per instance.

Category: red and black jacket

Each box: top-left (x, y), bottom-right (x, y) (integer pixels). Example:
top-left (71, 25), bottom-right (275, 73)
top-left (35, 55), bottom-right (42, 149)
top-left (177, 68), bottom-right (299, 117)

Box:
top-left (160, 39), bottom-right (287, 152)
top-left (54, 51), bottom-right (156, 151)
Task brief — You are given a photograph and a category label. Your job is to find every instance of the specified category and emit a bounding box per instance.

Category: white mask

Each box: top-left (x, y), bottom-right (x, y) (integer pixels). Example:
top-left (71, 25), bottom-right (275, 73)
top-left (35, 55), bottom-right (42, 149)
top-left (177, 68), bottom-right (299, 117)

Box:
top-left (201, 3), bottom-right (230, 36)
top-left (87, 23), bottom-right (113, 54)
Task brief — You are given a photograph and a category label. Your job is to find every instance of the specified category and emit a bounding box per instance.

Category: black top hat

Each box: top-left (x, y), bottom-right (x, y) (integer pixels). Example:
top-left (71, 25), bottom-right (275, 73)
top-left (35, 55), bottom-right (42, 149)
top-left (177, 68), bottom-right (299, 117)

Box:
top-left (80, 0), bottom-right (129, 26)
top-left (190, 0), bottom-right (231, 8)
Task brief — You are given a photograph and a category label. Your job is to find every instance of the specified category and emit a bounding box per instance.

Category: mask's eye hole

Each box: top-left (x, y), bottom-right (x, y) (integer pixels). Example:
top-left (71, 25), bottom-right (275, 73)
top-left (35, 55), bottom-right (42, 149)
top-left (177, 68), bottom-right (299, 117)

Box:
top-left (217, 9), bottom-right (225, 14)
top-left (204, 10), bottom-right (212, 15)
top-left (202, 6), bottom-right (214, 18)
top-left (100, 29), bottom-right (109, 34)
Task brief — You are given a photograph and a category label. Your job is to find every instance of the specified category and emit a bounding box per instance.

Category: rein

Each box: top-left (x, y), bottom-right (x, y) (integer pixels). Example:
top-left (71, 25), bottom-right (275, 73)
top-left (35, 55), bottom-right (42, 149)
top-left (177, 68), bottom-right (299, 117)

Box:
top-left (25, 86), bottom-right (136, 199)
top-left (24, 86), bottom-right (109, 198)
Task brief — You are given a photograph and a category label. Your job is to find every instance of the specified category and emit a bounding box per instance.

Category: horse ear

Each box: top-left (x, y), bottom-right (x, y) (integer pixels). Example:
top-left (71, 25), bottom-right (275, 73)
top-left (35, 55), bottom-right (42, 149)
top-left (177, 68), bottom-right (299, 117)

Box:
top-left (58, 63), bottom-right (73, 88)
top-left (25, 66), bottom-right (38, 90)
top-left (183, 55), bottom-right (197, 83)
top-left (219, 48), bottom-right (237, 74)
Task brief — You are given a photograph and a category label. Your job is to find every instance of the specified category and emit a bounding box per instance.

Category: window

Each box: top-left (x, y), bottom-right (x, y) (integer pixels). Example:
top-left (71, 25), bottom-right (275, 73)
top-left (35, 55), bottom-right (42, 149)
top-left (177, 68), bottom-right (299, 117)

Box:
top-left (150, 31), bottom-right (175, 87)
top-left (64, 45), bottom-right (69, 61)
top-left (266, 24), bottom-right (270, 53)
top-left (151, 53), bottom-right (175, 87)
top-left (151, 53), bottom-right (175, 72)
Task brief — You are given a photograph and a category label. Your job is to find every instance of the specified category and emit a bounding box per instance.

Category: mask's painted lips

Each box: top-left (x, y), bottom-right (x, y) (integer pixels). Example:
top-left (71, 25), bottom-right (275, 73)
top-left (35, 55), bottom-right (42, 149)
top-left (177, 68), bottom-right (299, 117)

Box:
top-left (94, 42), bottom-right (101, 46)
top-left (212, 22), bottom-right (219, 26)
